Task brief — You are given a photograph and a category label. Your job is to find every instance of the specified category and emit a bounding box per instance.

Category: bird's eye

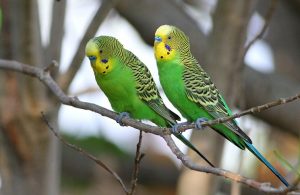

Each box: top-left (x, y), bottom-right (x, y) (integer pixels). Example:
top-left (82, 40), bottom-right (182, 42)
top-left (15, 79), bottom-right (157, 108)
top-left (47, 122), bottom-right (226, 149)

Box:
top-left (100, 50), bottom-right (103, 53)
top-left (88, 56), bottom-right (96, 61)
top-left (168, 36), bottom-right (171, 39)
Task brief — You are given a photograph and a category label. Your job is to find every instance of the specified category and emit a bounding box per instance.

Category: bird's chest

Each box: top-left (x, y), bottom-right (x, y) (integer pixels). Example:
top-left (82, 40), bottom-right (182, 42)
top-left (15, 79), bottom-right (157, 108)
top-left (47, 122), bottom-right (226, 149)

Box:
top-left (158, 62), bottom-right (199, 120)
top-left (95, 69), bottom-right (137, 110)
top-left (158, 62), bottom-right (186, 102)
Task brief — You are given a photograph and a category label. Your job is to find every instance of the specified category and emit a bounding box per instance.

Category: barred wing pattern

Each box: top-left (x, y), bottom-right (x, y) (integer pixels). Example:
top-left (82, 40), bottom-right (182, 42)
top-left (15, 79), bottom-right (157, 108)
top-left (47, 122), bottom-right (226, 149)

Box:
top-left (182, 56), bottom-right (251, 143)
top-left (123, 51), bottom-right (180, 124)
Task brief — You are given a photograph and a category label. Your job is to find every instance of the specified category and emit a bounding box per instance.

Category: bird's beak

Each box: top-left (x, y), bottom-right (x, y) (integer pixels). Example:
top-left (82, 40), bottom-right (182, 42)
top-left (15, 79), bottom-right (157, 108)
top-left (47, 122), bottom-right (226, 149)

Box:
top-left (154, 36), bottom-right (162, 42)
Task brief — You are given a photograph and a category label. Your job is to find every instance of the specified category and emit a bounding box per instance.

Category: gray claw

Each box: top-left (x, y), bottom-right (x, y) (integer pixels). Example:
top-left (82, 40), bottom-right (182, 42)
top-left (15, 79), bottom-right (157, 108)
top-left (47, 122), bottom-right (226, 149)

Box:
top-left (195, 117), bottom-right (208, 130)
top-left (171, 121), bottom-right (190, 134)
top-left (116, 112), bottom-right (130, 126)
top-left (171, 124), bottom-right (180, 134)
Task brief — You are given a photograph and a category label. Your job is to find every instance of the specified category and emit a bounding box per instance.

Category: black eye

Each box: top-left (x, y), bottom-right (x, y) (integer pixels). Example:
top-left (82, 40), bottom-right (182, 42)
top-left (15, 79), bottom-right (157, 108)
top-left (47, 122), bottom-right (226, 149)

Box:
top-left (168, 36), bottom-right (171, 39)
top-left (100, 50), bottom-right (103, 53)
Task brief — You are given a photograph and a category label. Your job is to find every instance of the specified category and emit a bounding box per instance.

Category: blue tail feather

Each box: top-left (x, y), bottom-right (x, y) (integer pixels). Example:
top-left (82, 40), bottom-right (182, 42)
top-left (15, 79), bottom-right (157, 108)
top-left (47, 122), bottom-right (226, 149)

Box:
top-left (245, 142), bottom-right (289, 187)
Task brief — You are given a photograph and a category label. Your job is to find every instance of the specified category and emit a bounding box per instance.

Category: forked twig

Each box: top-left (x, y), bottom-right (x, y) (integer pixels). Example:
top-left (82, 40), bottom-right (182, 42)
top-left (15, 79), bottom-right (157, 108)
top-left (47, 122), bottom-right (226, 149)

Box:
top-left (41, 112), bottom-right (130, 194)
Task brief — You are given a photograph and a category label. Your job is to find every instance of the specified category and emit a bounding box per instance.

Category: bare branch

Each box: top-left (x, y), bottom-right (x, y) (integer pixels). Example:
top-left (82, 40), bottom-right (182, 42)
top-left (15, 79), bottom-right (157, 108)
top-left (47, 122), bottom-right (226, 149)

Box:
top-left (45, 0), bottom-right (66, 66)
top-left (176, 92), bottom-right (300, 133)
top-left (129, 130), bottom-right (145, 195)
top-left (41, 112), bottom-right (129, 194)
top-left (162, 134), bottom-right (291, 194)
top-left (242, 0), bottom-right (278, 61)
top-left (0, 59), bottom-right (163, 136)
top-left (58, 0), bottom-right (118, 92)
top-left (0, 59), bottom-right (299, 193)
top-left (44, 60), bottom-right (59, 72)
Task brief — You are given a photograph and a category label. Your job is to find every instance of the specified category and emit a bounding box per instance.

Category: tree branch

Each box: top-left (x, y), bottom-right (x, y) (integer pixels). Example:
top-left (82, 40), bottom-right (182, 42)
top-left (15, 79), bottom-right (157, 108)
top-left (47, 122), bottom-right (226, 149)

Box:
top-left (0, 59), bottom-right (299, 193)
top-left (41, 112), bottom-right (129, 194)
top-left (58, 0), bottom-right (118, 92)
top-left (244, 67), bottom-right (300, 135)
top-left (162, 134), bottom-right (295, 194)
top-left (45, 0), bottom-right (66, 67)
top-left (129, 130), bottom-right (145, 195)
top-left (232, 0), bottom-right (278, 111)
top-left (242, 0), bottom-right (278, 61)
top-left (175, 91), bottom-right (300, 133)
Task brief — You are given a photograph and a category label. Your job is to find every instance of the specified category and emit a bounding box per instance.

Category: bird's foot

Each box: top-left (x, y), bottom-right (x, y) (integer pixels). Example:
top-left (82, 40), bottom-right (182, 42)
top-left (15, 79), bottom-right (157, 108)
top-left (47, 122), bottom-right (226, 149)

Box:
top-left (116, 112), bottom-right (130, 126)
top-left (171, 121), bottom-right (190, 134)
top-left (195, 117), bottom-right (208, 130)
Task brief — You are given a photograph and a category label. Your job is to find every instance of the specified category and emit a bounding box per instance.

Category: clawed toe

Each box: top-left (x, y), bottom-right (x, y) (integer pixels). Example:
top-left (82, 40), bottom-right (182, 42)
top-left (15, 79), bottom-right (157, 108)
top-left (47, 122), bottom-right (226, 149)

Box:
top-left (171, 121), bottom-right (190, 134)
top-left (116, 112), bottom-right (130, 126)
top-left (195, 117), bottom-right (208, 130)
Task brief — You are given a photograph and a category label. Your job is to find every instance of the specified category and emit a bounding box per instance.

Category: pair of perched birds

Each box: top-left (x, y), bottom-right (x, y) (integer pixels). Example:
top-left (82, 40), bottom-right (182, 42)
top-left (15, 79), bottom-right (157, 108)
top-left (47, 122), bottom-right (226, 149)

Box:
top-left (85, 25), bottom-right (288, 186)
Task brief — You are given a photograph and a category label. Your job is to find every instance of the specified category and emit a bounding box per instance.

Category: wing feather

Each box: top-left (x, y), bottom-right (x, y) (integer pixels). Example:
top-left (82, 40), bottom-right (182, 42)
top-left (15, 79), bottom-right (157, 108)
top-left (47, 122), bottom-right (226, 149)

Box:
top-left (124, 51), bottom-right (180, 125)
top-left (182, 57), bottom-right (251, 143)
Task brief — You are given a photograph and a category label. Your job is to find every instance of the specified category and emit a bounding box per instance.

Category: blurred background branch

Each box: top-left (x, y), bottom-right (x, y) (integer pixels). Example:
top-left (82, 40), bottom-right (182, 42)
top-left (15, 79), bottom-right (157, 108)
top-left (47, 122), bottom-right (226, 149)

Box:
top-left (58, 0), bottom-right (119, 92)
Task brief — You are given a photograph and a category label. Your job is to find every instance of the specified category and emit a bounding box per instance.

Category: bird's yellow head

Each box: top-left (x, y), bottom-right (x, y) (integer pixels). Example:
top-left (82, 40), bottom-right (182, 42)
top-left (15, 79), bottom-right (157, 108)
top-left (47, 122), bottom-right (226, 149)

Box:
top-left (85, 36), bottom-right (123, 75)
top-left (154, 25), bottom-right (190, 62)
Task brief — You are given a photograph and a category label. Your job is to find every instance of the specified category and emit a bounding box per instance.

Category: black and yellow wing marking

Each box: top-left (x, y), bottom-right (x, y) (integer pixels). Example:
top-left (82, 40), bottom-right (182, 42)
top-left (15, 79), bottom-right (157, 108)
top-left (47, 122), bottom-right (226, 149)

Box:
top-left (124, 51), bottom-right (180, 125)
top-left (182, 56), bottom-right (251, 143)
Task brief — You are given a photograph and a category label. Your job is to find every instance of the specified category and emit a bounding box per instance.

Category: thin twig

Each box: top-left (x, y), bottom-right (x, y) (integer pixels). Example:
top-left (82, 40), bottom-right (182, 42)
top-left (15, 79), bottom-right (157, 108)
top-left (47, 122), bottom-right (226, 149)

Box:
top-left (129, 130), bottom-right (145, 195)
top-left (0, 59), bottom-right (299, 193)
top-left (176, 93), bottom-right (300, 132)
top-left (41, 112), bottom-right (130, 194)
top-left (44, 60), bottom-right (59, 72)
top-left (58, 0), bottom-right (119, 92)
top-left (242, 0), bottom-right (278, 60)
top-left (232, 0), bottom-right (278, 109)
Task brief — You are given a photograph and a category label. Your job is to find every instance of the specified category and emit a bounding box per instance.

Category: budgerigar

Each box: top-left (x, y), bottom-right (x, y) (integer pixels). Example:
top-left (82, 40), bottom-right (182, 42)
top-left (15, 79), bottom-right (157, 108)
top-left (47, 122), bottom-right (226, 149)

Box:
top-left (154, 25), bottom-right (289, 186)
top-left (85, 36), bottom-right (214, 167)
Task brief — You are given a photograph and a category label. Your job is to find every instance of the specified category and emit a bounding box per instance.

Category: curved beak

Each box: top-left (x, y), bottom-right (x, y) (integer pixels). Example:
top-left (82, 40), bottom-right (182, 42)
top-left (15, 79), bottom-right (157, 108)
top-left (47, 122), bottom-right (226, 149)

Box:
top-left (154, 36), bottom-right (162, 42)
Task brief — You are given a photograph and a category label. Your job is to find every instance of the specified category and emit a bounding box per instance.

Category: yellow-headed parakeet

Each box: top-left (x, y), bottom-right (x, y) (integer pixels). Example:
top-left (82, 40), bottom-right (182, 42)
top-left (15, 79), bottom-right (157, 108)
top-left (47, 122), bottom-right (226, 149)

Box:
top-left (154, 25), bottom-right (288, 186)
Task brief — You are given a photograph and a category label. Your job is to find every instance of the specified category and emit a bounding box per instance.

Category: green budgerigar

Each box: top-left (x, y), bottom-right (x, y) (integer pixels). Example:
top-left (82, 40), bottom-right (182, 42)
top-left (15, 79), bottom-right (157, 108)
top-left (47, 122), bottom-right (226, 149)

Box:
top-left (154, 25), bottom-right (289, 186)
top-left (85, 36), bottom-right (214, 167)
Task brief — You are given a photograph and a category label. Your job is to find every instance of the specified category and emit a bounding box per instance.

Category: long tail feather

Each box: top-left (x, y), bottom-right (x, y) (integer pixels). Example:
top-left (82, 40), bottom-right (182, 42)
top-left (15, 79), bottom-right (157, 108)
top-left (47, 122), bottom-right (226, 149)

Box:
top-left (175, 134), bottom-right (215, 167)
top-left (245, 142), bottom-right (289, 187)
